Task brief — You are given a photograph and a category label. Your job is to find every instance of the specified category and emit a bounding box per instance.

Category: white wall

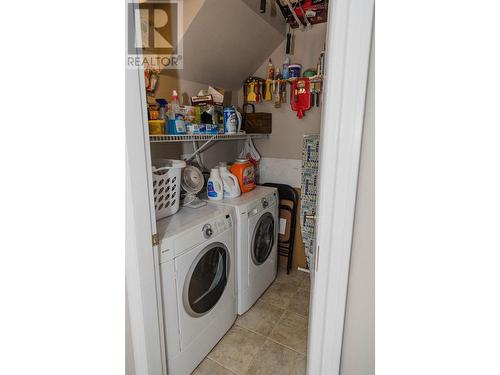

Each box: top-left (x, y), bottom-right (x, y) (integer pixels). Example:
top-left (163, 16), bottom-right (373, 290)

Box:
top-left (339, 34), bottom-right (375, 375)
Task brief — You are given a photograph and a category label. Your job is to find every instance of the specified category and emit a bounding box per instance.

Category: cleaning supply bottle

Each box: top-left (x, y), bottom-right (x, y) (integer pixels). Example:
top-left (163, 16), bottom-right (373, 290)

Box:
top-left (155, 98), bottom-right (168, 120)
top-left (169, 90), bottom-right (179, 118)
top-left (171, 90), bottom-right (180, 105)
top-left (283, 56), bottom-right (290, 80)
top-left (167, 90), bottom-right (186, 134)
top-left (230, 159), bottom-right (256, 193)
top-left (267, 59), bottom-right (275, 80)
top-left (219, 163), bottom-right (241, 199)
top-left (207, 168), bottom-right (223, 201)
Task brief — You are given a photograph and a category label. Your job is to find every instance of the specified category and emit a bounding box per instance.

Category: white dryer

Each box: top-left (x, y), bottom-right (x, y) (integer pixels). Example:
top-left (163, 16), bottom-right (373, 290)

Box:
top-left (207, 186), bottom-right (278, 314)
top-left (157, 205), bottom-right (237, 375)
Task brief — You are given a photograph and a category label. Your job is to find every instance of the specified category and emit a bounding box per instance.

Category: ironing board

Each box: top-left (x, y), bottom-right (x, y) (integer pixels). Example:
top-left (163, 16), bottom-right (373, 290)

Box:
top-left (300, 134), bottom-right (320, 268)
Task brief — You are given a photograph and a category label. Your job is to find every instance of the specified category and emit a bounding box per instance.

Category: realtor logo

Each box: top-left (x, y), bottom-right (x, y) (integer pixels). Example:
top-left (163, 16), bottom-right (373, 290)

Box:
top-left (126, 0), bottom-right (183, 69)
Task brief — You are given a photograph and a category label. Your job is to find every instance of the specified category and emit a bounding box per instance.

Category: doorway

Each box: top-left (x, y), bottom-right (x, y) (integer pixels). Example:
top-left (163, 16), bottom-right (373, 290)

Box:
top-left (125, 0), bottom-right (374, 374)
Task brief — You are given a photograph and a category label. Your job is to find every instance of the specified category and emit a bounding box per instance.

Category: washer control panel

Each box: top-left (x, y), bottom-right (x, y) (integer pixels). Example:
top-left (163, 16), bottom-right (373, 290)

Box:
top-left (160, 212), bottom-right (233, 263)
top-left (248, 192), bottom-right (277, 217)
top-left (202, 214), bottom-right (232, 239)
top-left (202, 224), bottom-right (213, 239)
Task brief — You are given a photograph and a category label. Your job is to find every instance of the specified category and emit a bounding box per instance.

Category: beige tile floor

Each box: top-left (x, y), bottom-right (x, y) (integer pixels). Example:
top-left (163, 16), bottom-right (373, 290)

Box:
top-left (193, 267), bottom-right (310, 375)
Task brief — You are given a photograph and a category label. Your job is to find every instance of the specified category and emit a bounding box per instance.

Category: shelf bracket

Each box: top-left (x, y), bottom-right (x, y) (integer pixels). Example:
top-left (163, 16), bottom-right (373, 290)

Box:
top-left (184, 134), bottom-right (219, 162)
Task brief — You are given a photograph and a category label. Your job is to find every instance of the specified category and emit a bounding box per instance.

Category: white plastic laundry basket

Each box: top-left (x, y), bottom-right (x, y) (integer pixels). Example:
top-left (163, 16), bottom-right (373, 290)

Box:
top-left (152, 159), bottom-right (186, 219)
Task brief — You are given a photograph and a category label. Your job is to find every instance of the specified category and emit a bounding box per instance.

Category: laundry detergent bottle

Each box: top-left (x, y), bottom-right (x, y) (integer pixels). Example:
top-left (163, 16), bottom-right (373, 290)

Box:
top-left (230, 159), bottom-right (256, 193)
top-left (207, 168), bottom-right (223, 201)
top-left (219, 162), bottom-right (241, 199)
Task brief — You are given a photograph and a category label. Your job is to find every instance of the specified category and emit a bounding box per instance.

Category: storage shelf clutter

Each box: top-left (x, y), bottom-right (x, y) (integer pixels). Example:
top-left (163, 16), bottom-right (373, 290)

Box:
top-left (149, 133), bottom-right (269, 143)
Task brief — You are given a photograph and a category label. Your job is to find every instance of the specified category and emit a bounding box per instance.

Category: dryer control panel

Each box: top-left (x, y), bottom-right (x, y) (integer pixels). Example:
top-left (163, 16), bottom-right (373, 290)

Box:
top-left (248, 192), bottom-right (277, 217)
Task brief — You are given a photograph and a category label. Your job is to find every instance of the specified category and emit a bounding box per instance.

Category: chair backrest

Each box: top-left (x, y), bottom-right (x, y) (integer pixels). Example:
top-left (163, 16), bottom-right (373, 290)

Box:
top-left (262, 183), bottom-right (299, 206)
top-left (262, 183), bottom-right (299, 273)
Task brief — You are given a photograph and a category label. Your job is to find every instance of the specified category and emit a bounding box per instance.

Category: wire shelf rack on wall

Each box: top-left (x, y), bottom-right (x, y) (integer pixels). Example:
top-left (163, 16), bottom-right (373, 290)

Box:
top-left (149, 133), bottom-right (269, 143)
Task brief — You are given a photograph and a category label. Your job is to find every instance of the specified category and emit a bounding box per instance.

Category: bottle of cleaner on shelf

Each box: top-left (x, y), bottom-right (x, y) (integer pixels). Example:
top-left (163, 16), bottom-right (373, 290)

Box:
top-left (207, 168), bottom-right (223, 201)
top-left (171, 89), bottom-right (180, 105)
top-left (283, 56), bottom-right (290, 80)
top-left (168, 90), bottom-right (186, 135)
top-left (219, 162), bottom-right (241, 199)
top-left (267, 59), bottom-right (275, 80)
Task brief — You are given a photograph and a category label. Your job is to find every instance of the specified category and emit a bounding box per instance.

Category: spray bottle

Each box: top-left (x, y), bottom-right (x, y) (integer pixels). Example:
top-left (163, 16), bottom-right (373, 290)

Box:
top-left (171, 90), bottom-right (179, 105)
top-left (167, 90), bottom-right (182, 134)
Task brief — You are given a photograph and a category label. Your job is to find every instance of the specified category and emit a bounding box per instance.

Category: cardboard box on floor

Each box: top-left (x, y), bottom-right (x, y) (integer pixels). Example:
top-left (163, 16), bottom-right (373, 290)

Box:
top-left (278, 188), bottom-right (307, 270)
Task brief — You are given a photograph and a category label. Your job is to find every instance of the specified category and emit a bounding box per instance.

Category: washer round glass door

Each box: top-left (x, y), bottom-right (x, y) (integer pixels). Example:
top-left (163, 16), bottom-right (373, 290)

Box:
top-left (183, 242), bottom-right (229, 317)
top-left (251, 212), bottom-right (275, 265)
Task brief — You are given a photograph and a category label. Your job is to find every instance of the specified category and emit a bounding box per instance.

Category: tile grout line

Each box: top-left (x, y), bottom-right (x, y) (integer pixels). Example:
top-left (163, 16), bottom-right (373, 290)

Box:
top-left (262, 277), bottom-right (299, 309)
top-left (235, 310), bottom-right (291, 374)
top-left (231, 325), bottom-right (271, 375)
top-left (210, 288), bottom-right (287, 372)
top-left (266, 335), bottom-right (308, 357)
top-left (263, 298), bottom-right (292, 311)
top-left (286, 298), bottom-right (310, 318)
top-left (266, 307), bottom-right (288, 344)
top-left (207, 357), bottom-right (239, 375)
top-left (203, 275), bottom-right (310, 374)
top-left (239, 308), bottom-right (308, 359)
top-left (233, 324), bottom-right (269, 340)
top-left (234, 298), bottom-right (286, 336)
top-left (267, 308), bottom-right (309, 356)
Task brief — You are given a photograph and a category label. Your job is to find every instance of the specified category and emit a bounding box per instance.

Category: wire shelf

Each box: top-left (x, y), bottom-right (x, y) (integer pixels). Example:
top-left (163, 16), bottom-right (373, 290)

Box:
top-left (149, 133), bottom-right (269, 143)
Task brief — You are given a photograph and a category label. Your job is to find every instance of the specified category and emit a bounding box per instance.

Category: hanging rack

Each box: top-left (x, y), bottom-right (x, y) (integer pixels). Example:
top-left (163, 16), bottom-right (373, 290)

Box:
top-left (296, 0), bottom-right (312, 29)
top-left (283, 0), bottom-right (306, 30)
top-left (276, 0), bottom-right (328, 29)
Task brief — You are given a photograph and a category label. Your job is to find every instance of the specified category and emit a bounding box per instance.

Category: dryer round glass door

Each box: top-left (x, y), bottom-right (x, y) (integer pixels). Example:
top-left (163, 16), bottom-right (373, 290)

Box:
top-left (251, 212), bottom-right (275, 265)
top-left (183, 242), bottom-right (229, 317)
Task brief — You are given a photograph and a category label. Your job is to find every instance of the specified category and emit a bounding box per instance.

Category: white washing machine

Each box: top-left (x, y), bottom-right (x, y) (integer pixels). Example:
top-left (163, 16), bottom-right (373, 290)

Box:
top-left (207, 186), bottom-right (278, 315)
top-left (156, 205), bottom-right (237, 375)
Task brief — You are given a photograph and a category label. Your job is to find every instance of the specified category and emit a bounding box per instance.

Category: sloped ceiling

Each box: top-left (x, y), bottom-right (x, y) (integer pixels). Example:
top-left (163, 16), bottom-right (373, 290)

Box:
top-left (240, 0), bottom-right (288, 33)
top-left (162, 0), bottom-right (286, 90)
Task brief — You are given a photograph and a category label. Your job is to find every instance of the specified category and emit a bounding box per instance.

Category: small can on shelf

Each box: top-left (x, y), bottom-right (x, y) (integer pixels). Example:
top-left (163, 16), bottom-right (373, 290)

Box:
top-left (148, 120), bottom-right (165, 135)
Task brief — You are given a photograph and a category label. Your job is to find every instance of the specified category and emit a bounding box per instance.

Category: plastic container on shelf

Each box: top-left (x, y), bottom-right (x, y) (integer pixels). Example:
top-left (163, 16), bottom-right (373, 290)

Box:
top-left (152, 159), bottom-right (186, 219)
top-left (288, 64), bottom-right (302, 78)
top-left (167, 104), bottom-right (200, 135)
top-left (149, 120), bottom-right (165, 135)
top-left (186, 123), bottom-right (206, 134)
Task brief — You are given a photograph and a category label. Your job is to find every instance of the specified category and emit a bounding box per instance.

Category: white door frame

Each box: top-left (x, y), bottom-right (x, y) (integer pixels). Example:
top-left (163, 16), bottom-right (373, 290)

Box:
top-left (307, 0), bottom-right (374, 374)
top-left (125, 2), bottom-right (167, 374)
top-left (126, 0), bottom-right (373, 373)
